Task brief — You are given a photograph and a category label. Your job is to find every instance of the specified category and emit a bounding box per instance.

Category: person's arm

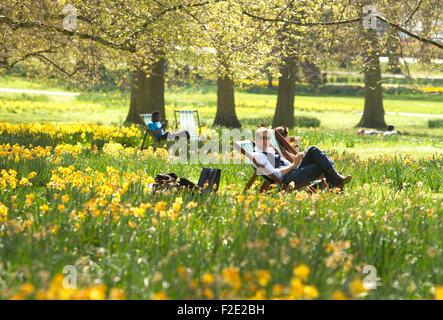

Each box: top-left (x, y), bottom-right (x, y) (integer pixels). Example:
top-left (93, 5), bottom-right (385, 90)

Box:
top-left (281, 154), bottom-right (291, 165)
top-left (283, 150), bottom-right (298, 161)
top-left (278, 151), bottom-right (302, 175)
top-left (291, 153), bottom-right (303, 167)
top-left (281, 151), bottom-right (302, 168)
top-left (148, 122), bottom-right (163, 136)
top-left (150, 128), bottom-right (163, 136)
top-left (278, 161), bottom-right (298, 176)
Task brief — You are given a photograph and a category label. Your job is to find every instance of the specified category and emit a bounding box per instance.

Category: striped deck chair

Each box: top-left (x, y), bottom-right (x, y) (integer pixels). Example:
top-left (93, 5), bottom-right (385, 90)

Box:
top-left (139, 113), bottom-right (153, 150)
top-left (240, 129), bottom-right (290, 192)
top-left (234, 139), bottom-right (289, 193)
top-left (269, 129), bottom-right (284, 156)
top-left (174, 110), bottom-right (201, 140)
top-left (236, 134), bottom-right (327, 193)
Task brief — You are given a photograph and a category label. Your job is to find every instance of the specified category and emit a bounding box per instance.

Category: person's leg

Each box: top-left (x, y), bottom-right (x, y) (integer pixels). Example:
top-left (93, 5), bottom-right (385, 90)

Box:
top-left (283, 163), bottom-right (324, 188)
top-left (297, 149), bottom-right (315, 168)
top-left (301, 146), bottom-right (334, 171)
top-left (159, 132), bottom-right (169, 141)
top-left (301, 146), bottom-right (334, 184)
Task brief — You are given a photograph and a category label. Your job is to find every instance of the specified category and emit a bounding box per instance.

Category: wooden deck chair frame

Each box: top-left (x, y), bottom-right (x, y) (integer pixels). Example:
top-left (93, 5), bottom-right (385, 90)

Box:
top-left (273, 129), bottom-right (299, 160)
top-left (139, 113), bottom-right (156, 150)
top-left (241, 129), bottom-right (292, 193)
top-left (173, 110), bottom-right (202, 137)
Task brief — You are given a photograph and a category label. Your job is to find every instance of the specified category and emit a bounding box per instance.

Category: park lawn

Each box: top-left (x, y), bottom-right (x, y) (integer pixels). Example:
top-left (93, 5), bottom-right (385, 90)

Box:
top-left (1, 79), bottom-right (442, 159)
top-left (1, 92), bottom-right (441, 134)
top-left (0, 85), bottom-right (442, 125)
top-left (1, 75), bottom-right (442, 118)
top-left (0, 77), bottom-right (442, 300)
top-left (0, 75), bottom-right (75, 93)
top-left (0, 122), bottom-right (442, 300)
top-left (167, 88), bottom-right (443, 116)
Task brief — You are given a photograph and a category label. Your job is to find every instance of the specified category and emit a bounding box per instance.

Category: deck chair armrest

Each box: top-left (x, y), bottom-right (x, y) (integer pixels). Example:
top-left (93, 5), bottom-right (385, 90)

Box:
top-left (281, 149), bottom-right (295, 162)
top-left (275, 130), bottom-right (298, 155)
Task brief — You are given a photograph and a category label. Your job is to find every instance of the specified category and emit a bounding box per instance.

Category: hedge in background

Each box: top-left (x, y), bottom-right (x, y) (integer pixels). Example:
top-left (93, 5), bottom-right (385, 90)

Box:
top-left (428, 119), bottom-right (443, 129)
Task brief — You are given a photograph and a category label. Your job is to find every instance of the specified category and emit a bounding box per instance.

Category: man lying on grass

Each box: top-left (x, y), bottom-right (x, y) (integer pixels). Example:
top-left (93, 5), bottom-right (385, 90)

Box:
top-left (253, 127), bottom-right (352, 190)
top-left (148, 111), bottom-right (190, 141)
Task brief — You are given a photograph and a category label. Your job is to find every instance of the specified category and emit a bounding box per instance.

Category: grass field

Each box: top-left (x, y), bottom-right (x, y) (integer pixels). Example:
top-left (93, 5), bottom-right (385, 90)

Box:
top-left (1, 76), bottom-right (442, 157)
top-left (0, 76), bottom-right (442, 300)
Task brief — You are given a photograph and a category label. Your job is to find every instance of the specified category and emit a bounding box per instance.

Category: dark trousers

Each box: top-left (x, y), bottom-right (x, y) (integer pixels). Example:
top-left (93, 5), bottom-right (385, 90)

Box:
top-left (283, 146), bottom-right (336, 186)
top-left (158, 130), bottom-right (190, 141)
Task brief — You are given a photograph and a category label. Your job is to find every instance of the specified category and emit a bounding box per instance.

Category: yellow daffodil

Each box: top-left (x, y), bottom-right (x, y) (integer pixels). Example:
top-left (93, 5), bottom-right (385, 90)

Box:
top-left (293, 264), bottom-right (310, 281)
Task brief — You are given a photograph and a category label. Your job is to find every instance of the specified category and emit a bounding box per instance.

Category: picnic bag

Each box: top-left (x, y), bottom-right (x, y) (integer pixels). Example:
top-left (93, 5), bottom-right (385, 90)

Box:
top-left (150, 168), bottom-right (221, 194)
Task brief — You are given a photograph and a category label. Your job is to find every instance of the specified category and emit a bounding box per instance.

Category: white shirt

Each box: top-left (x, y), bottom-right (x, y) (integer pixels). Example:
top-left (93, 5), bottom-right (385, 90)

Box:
top-left (252, 147), bottom-right (291, 179)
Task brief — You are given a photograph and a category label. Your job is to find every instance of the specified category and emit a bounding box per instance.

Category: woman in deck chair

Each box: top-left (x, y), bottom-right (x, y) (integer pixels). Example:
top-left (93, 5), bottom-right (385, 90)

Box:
top-left (274, 126), bottom-right (301, 158)
top-left (148, 111), bottom-right (190, 141)
top-left (253, 127), bottom-right (352, 190)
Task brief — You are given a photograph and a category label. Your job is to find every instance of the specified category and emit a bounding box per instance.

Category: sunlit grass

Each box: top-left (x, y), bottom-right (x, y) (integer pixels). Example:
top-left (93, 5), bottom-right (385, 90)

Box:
top-left (0, 123), bottom-right (442, 299)
top-left (1, 85), bottom-right (442, 129)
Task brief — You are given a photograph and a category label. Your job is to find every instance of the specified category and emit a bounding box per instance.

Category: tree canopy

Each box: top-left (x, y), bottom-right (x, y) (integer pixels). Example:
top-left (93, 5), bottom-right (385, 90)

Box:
top-left (1, 0), bottom-right (442, 127)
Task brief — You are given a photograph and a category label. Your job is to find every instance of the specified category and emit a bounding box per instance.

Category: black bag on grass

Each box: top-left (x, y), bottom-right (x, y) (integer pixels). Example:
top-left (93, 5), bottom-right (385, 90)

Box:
top-left (197, 168), bottom-right (221, 193)
top-left (151, 168), bottom-right (221, 194)
top-left (153, 173), bottom-right (196, 191)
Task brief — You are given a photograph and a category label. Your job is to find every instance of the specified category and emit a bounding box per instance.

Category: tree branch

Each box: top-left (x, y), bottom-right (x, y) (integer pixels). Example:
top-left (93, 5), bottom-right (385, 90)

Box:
top-left (1, 1), bottom-right (226, 53)
top-left (32, 53), bottom-right (85, 77)
top-left (125, 0), bottom-right (227, 43)
top-left (0, 15), bottom-right (136, 52)
top-left (376, 15), bottom-right (443, 50)
top-left (242, 10), bottom-right (361, 26)
top-left (404, 0), bottom-right (423, 25)
top-left (242, 11), bottom-right (443, 50)
top-left (3, 47), bottom-right (60, 69)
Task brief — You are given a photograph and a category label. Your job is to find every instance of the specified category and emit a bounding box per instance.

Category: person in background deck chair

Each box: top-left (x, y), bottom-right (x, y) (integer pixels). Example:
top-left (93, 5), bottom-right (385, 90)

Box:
top-left (253, 127), bottom-right (352, 190)
top-left (148, 111), bottom-right (190, 142)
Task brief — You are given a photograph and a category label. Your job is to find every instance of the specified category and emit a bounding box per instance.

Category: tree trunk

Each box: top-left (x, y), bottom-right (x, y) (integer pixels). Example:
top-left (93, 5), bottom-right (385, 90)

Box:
top-left (357, 29), bottom-right (386, 129)
top-left (267, 73), bottom-right (273, 89)
top-left (214, 75), bottom-right (241, 128)
top-left (272, 58), bottom-right (296, 128)
top-left (300, 61), bottom-right (323, 88)
top-left (125, 58), bottom-right (165, 125)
